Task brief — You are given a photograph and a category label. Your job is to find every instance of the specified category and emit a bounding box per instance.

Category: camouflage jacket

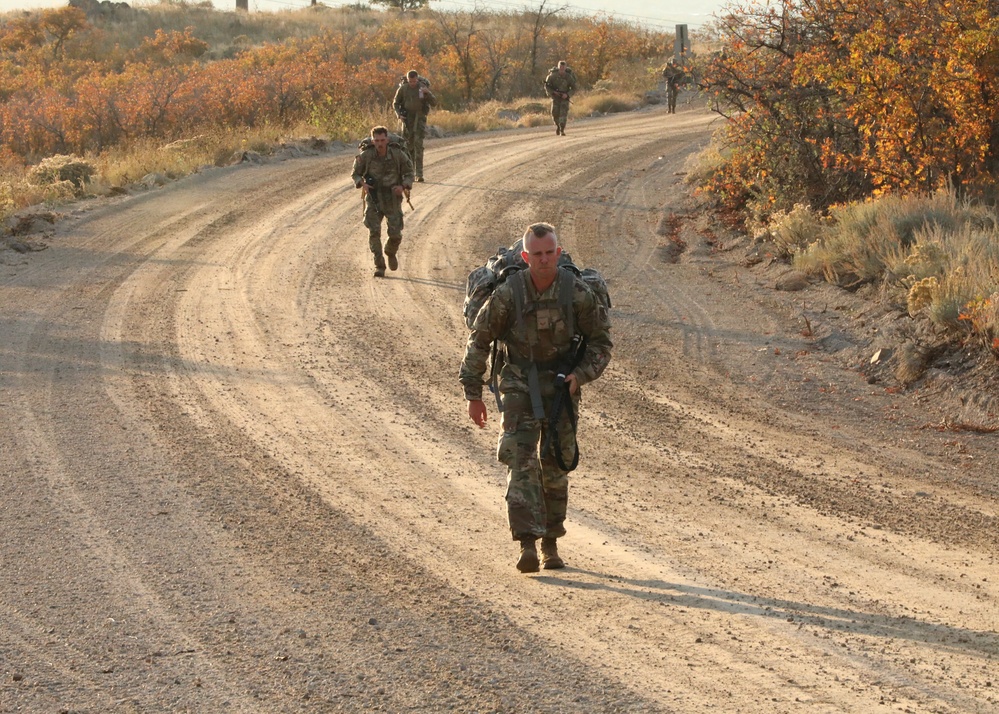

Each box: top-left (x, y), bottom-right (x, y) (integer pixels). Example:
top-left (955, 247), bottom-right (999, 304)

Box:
top-left (459, 268), bottom-right (612, 401)
top-left (662, 63), bottom-right (687, 87)
top-left (544, 68), bottom-right (577, 98)
top-left (351, 146), bottom-right (414, 191)
top-left (393, 81), bottom-right (438, 118)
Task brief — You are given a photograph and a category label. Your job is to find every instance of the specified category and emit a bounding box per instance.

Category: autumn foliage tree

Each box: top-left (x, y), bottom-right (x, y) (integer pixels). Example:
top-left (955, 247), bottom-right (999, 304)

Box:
top-left (0, 5), bottom-right (668, 166)
top-left (700, 0), bottom-right (999, 221)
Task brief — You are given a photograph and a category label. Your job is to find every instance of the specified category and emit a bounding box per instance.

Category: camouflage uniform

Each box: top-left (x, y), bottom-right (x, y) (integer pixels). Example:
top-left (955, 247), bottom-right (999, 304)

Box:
top-left (351, 142), bottom-right (414, 271)
top-left (663, 61), bottom-right (686, 114)
top-left (393, 79), bottom-right (437, 180)
top-left (459, 268), bottom-right (611, 541)
top-left (544, 66), bottom-right (577, 134)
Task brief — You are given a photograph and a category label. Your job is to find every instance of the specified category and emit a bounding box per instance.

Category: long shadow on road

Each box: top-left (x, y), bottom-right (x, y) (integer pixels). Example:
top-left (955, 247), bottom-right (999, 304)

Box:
top-left (536, 567), bottom-right (998, 659)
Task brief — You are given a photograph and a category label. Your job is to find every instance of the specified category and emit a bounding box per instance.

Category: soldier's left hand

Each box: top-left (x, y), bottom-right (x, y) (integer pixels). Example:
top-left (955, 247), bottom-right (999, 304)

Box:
top-left (392, 185), bottom-right (405, 197)
top-left (565, 373), bottom-right (579, 395)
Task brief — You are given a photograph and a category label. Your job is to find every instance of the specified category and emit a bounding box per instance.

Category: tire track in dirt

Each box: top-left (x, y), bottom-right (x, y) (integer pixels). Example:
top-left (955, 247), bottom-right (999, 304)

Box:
top-left (101, 153), bottom-right (652, 710)
top-left (162, 111), bottom-right (992, 712)
top-left (3, 107), bottom-right (997, 713)
top-left (0, 182), bottom-right (326, 711)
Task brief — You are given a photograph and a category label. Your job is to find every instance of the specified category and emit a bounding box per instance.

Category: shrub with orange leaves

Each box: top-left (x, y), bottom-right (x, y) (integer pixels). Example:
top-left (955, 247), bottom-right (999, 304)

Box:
top-left (700, 0), bottom-right (999, 225)
top-left (0, 6), bottom-right (668, 165)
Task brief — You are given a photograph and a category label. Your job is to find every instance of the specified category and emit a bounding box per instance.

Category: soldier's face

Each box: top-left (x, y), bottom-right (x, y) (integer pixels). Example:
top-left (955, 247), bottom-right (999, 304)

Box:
top-left (522, 233), bottom-right (562, 280)
top-left (408, 76), bottom-right (419, 87)
top-left (372, 134), bottom-right (389, 153)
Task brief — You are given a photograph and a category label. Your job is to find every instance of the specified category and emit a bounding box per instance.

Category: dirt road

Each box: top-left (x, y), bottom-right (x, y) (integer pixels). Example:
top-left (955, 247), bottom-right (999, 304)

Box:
top-left (2, 106), bottom-right (997, 713)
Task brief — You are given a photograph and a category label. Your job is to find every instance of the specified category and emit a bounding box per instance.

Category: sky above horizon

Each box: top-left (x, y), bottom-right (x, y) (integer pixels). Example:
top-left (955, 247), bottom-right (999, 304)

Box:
top-left (0, 0), bottom-right (728, 32)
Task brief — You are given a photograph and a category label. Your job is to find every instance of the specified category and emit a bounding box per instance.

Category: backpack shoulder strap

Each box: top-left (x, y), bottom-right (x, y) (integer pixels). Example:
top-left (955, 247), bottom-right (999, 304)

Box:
top-left (559, 266), bottom-right (576, 336)
top-left (509, 268), bottom-right (527, 338)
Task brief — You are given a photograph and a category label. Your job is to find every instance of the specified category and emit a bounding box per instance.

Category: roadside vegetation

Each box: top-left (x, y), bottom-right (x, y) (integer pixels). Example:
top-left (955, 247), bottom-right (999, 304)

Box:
top-left (11, 2), bottom-right (997, 377)
top-left (0, 0), bottom-right (668, 224)
top-left (692, 0), bottom-right (999, 363)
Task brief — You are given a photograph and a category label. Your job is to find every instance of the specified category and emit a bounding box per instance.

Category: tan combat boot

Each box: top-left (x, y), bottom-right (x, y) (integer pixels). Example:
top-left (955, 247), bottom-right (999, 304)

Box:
top-left (516, 538), bottom-right (540, 573)
top-left (541, 537), bottom-right (565, 569)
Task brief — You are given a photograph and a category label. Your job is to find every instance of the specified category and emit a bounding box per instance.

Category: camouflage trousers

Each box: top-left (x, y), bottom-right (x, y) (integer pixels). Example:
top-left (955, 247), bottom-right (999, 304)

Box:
top-left (497, 387), bottom-right (580, 541)
top-left (363, 189), bottom-right (404, 268)
top-left (402, 115), bottom-right (428, 178)
top-left (666, 83), bottom-right (679, 113)
top-left (550, 97), bottom-right (570, 128)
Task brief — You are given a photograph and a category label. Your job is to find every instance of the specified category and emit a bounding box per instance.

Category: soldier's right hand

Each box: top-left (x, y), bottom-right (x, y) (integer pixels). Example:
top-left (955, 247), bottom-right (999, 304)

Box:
top-left (468, 399), bottom-right (487, 428)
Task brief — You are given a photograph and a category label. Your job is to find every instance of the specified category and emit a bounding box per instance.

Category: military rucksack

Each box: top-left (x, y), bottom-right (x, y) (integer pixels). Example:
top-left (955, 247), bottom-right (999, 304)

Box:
top-left (396, 75), bottom-right (434, 120)
top-left (357, 132), bottom-right (408, 155)
top-left (399, 74), bottom-right (431, 89)
top-left (357, 132), bottom-right (412, 171)
top-left (463, 238), bottom-right (611, 330)
top-left (546, 65), bottom-right (576, 77)
top-left (544, 66), bottom-right (576, 94)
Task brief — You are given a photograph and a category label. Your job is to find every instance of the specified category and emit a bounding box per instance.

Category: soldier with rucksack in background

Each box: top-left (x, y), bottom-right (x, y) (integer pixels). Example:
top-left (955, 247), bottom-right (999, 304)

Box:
top-left (544, 60), bottom-right (577, 136)
top-left (351, 125), bottom-right (414, 278)
top-left (662, 56), bottom-right (688, 114)
top-left (393, 69), bottom-right (437, 182)
top-left (460, 223), bottom-right (612, 574)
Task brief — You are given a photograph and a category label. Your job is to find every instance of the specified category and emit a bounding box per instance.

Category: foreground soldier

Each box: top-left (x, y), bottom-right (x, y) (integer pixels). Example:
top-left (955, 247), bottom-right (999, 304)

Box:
top-left (393, 69), bottom-right (437, 182)
top-left (544, 61), bottom-right (577, 136)
top-left (460, 223), bottom-right (612, 573)
top-left (351, 125), bottom-right (414, 277)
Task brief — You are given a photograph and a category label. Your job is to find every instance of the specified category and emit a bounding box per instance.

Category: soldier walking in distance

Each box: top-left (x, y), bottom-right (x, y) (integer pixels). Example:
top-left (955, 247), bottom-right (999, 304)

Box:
top-left (544, 60), bottom-right (577, 136)
top-left (662, 57), bottom-right (686, 114)
top-left (351, 126), bottom-right (414, 278)
top-left (393, 69), bottom-right (437, 182)
top-left (460, 223), bottom-right (612, 573)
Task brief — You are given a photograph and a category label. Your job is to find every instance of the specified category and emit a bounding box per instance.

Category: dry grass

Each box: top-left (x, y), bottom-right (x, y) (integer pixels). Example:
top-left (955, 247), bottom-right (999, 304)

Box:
top-left (516, 113), bottom-right (552, 128)
top-left (592, 58), bottom-right (667, 100)
top-left (574, 91), bottom-right (641, 116)
top-left (764, 189), bottom-right (999, 347)
top-left (759, 203), bottom-right (826, 259)
top-left (430, 104), bottom-right (518, 134)
top-left (1, 169), bottom-right (82, 222)
top-left (307, 99), bottom-right (396, 145)
top-left (91, 127), bottom-right (286, 190)
top-left (0, 125), bottom-right (303, 221)
top-left (0, 88), bottom-right (621, 225)
top-left (896, 341), bottom-right (932, 385)
top-left (792, 190), bottom-right (996, 286)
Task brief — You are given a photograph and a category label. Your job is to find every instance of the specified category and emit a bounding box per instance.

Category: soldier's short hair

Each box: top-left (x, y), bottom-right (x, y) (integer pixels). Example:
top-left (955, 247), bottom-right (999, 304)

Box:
top-left (523, 222), bottom-right (558, 248)
top-left (407, 69), bottom-right (419, 79)
top-left (558, 60), bottom-right (567, 68)
top-left (371, 125), bottom-right (389, 137)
